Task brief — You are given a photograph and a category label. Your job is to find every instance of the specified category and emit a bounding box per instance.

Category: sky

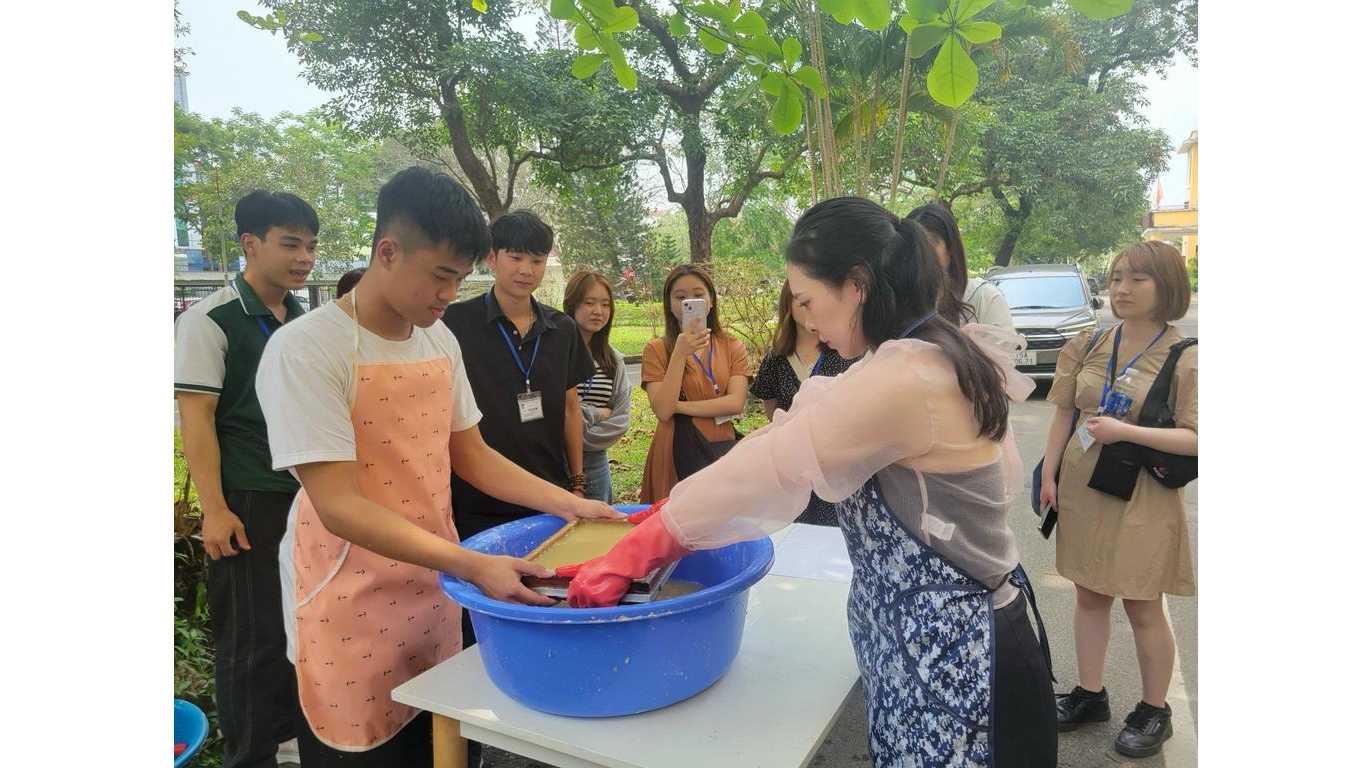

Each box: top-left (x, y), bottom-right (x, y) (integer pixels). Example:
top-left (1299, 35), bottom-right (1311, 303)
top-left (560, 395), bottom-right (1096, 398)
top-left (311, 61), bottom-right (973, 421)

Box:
top-left (179, 0), bottom-right (1198, 206)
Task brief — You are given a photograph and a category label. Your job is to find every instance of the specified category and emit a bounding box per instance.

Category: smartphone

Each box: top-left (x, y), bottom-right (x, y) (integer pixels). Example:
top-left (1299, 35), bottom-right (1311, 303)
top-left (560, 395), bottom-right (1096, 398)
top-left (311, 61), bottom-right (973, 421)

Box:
top-left (681, 298), bottom-right (708, 333)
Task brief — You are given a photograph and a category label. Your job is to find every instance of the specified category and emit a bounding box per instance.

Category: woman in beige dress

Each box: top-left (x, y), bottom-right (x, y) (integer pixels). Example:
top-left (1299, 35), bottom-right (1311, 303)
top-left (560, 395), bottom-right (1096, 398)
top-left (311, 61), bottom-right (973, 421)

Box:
top-left (1040, 241), bottom-right (1197, 758)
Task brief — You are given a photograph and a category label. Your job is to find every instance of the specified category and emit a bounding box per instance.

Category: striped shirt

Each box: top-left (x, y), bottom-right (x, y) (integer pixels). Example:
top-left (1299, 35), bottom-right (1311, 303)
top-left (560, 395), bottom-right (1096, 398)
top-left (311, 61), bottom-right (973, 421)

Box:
top-left (578, 362), bottom-right (615, 408)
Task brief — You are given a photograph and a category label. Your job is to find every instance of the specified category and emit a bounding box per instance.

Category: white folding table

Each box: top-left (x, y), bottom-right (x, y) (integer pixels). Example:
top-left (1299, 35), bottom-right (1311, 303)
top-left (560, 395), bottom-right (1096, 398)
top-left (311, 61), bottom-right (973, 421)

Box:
top-left (391, 524), bottom-right (859, 768)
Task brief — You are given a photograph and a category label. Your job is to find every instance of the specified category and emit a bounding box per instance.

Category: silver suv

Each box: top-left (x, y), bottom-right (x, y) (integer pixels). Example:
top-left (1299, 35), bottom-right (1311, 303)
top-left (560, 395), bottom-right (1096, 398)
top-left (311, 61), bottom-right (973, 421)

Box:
top-left (986, 264), bottom-right (1102, 380)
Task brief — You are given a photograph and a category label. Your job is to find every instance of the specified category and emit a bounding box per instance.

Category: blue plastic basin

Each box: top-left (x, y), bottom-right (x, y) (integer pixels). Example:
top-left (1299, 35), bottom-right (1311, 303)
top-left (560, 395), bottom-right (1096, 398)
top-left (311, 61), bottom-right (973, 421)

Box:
top-left (173, 698), bottom-right (209, 766)
top-left (439, 507), bottom-right (774, 717)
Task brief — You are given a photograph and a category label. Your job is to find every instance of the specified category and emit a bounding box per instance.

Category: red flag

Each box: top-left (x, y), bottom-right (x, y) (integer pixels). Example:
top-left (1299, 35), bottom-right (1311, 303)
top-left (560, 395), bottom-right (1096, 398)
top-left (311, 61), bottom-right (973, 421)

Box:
top-left (1154, 180), bottom-right (1164, 208)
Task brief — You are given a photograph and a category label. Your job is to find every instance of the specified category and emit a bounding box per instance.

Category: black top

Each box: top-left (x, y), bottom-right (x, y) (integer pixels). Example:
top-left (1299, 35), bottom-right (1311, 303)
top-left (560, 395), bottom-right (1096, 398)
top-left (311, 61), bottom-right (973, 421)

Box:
top-left (749, 348), bottom-right (853, 412)
top-left (442, 290), bottom-right (596, 538)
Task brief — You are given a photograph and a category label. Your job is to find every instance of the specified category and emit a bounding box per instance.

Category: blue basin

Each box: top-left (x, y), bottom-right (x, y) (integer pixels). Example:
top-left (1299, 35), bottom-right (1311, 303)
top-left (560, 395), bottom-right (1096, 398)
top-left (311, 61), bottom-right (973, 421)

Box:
top-left (439, 507), bottom-right (774, 717)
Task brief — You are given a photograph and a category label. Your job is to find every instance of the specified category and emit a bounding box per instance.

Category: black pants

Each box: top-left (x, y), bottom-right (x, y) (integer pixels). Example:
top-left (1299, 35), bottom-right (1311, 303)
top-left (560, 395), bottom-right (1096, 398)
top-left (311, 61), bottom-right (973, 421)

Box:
top-left (992, 591), bottom-right (1058, 767)
top-left (294, 694), bottom-right (433, 767)
top-left (209, 490), bottom-right (298, 768)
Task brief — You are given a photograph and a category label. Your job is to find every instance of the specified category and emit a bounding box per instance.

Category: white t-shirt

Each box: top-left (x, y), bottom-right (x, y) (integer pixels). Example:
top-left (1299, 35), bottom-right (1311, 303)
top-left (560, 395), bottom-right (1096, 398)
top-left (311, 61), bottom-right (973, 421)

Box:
top-left (962, 277), bottom-right (1015, 332)
top-left (256, 301), bottom-right (482, 478)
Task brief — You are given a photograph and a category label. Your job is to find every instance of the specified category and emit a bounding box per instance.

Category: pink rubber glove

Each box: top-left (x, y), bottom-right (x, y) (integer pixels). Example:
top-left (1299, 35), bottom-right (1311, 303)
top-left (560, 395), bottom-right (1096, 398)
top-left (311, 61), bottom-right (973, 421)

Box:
top-left (556, 511), bottom-right (691, 607)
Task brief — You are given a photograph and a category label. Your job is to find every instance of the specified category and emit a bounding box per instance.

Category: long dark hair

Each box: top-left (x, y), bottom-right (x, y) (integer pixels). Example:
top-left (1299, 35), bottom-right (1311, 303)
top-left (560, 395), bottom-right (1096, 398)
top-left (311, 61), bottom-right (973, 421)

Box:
top-left (661, 264), bottom-right (725, 360)
top-left (563, 270), bottom-right (618, 379)
top-left (787, 197), bottom-right (1009, 440)
top-left (771, 281), bottom-right (800, 358)
top-left (907, 203), bottom-right (973, 325)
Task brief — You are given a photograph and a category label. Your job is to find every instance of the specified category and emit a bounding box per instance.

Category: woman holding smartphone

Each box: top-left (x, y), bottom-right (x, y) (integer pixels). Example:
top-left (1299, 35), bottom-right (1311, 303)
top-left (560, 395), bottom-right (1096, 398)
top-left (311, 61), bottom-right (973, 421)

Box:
top-left (638, 264), bottom-right (751, 503)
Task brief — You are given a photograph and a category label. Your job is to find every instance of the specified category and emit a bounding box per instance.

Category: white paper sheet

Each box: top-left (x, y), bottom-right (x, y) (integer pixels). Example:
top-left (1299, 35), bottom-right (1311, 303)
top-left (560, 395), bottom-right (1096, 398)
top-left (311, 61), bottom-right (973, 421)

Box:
top-left (768, 523), bottom-right (853, 582)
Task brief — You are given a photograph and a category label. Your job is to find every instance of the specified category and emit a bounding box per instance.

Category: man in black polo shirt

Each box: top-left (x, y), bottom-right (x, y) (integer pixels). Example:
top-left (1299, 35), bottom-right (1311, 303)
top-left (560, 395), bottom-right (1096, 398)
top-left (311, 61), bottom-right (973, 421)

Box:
top-left (443, 210), bottom-right (597, 543)
top-left (175, 191), bottom-right (317, 768)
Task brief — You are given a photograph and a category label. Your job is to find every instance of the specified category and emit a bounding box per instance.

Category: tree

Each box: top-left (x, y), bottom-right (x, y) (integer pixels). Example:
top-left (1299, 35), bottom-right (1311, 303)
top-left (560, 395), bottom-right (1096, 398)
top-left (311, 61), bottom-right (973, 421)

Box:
top-left (174, 108), bottom-right (396, 275)
top-left (544, 166), bottom-right (654, 277)
top-left (251, 1), bottom-right (659, 219)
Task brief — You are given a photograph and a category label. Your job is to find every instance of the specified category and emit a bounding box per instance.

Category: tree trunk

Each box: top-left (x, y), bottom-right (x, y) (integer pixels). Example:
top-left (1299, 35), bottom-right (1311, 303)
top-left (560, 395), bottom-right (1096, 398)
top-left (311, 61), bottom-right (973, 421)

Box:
top-left (888, 33), bottom-right (915, 201)
top-left (681, 115), bottom-right (712, 263)
top-left (440, 76), bottom-right (508, 219)
top-left (991, 188), bottom-right (1031, 267)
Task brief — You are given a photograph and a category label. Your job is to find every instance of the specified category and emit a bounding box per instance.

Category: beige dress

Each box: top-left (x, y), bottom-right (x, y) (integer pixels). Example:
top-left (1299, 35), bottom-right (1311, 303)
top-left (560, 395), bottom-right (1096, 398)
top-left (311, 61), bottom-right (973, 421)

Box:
top-left (1047, 325), bottom-right (1198, 599)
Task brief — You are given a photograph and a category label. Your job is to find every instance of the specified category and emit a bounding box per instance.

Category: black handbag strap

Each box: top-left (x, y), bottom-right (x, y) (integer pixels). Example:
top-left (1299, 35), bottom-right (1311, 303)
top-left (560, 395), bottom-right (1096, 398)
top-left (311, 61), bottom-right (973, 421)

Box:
top-left (1137, 338), bottom-right (1198, 428)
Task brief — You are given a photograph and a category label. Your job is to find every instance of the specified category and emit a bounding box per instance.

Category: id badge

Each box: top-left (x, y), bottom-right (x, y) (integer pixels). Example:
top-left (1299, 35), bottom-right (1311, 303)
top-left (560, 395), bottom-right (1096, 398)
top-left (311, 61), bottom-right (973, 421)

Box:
top-left (1075, 421), bottom-right (1096, 452)
top-left (517, 391), bottom-right (544, 423)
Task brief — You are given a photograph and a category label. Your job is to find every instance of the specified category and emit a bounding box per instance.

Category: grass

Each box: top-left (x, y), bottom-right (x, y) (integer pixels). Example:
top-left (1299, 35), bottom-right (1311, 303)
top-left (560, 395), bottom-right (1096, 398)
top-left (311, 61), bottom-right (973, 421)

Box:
top-left (608, 325), bottom-right (656, 359)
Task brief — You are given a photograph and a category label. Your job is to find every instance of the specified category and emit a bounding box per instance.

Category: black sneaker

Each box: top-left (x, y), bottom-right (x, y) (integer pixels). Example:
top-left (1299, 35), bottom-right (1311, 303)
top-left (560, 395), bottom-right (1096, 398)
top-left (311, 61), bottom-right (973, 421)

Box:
top-left (1056, 685), bottom-right (1111, 732)
top-left (1114, 701), bottom-right (1173, 758)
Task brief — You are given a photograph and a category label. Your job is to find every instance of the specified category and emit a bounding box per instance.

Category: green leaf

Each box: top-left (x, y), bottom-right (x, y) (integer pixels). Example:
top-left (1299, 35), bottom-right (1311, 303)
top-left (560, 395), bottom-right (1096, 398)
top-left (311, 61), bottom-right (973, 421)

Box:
top-left (549, 0), bottom-right (577, 21)
top-left (793, 64), bottom-right (827, 97)
top-left (927, 35), bottom-right (977, 107)
top-left (855, 0), bottom-right (892, 30)
top-left (760, 71), bottom-right (786, 97)
top-left (581, 0), bottom-right (618, 25)
top-left (611, 58), bottom-right (639, 89)
top-left (669, 12), bottom-right (689, 37)
top-left (749, 62), bottom-right (768, 78)
top-left (602, 6), bottom-right (640, 34)
top-left (236, 10), bottom-right (277, 30)
top-left (692, 2), bottom-right (739, 23)
top-left (296, 31), bottom-right (324, 43)
top-left (1002, 0), bottom-right (1028, 9)
top-left (818, 0), bottom-right (859, 26)
top-left (734, 10), bottom-right (768, 36)
top-left (573, 23), bottom-right (599, 50)
top-left (907, 24), bottom-right (948, 57)
top-left (571, 53), bottom-right (607, 79)
top-left (899, 14), bottom-right (917, 34)
top-left (741, 34), bottom-right (784, 60)
top-left (951, 0), bottom-right (995, 22)
top-left (782, 36), bottom-right (803, 70)
top-left (956, 20), bottom-right (1001, 43)
top-left (905, 0), bottom-right (946, 22)
top-left (698, 27), bottom-right (729, 55)
top-left (470, 0), bottom-right (488, 12)
top-left (1067, 0), bottom-right (1133, 21)
top-left (769, 82), bottom-right (804, 134)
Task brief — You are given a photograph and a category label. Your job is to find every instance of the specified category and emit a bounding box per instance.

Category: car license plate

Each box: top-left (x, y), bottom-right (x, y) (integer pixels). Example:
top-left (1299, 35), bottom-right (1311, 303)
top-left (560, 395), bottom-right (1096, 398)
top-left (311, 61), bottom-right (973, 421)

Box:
top-left (1014, 350), bottom-right (1036, 366)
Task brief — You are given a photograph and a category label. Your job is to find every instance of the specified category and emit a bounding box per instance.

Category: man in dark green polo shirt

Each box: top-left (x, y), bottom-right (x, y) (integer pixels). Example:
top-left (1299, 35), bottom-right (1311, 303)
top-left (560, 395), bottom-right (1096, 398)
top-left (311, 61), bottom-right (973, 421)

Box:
top-left (175, 190), bottom-right (318, 768)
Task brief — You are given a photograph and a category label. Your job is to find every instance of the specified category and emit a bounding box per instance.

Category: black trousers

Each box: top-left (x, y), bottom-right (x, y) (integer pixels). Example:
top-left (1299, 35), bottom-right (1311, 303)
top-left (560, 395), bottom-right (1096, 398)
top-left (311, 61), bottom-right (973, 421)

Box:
top-left (294, 694), bottom-right (433, 767)
top-left (992, 591), bottom-right (1058, 767)
top-left (209, 490), bottom-right (298, 768)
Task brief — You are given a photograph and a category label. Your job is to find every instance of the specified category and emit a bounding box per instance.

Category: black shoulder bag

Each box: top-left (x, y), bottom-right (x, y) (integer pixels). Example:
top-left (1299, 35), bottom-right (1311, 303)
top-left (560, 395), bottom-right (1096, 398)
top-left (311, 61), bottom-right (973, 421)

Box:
top-left (1086, 337), bottom-right (1199, 499)
top-left (1135, 338), bottom-right (1198, 488)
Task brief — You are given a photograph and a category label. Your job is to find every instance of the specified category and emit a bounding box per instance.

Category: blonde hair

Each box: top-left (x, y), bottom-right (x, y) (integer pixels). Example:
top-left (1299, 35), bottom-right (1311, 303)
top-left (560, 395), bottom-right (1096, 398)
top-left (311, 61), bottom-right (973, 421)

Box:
top-left (1108, 241), bottom-right (1191, 322)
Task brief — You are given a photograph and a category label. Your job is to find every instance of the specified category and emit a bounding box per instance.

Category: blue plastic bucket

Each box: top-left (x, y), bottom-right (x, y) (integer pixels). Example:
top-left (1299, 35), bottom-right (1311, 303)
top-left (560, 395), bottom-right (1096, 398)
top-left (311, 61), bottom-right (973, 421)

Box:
top-left (439, 508), bottom-right (774, 717)
top-left (173, 698), bottom-right (209, 766)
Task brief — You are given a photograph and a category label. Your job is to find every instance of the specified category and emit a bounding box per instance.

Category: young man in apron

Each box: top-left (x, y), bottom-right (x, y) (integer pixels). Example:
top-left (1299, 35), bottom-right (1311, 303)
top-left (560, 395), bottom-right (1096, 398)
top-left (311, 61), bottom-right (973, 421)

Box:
top-left (175, 190), bottom-right (319, 768)
top-left (256, 166), bottom-right (620, 767)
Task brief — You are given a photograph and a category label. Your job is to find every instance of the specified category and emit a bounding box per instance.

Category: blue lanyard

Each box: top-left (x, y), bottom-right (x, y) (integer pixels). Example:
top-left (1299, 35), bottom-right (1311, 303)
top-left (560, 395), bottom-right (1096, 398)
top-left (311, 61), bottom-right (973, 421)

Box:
top-left (810, 352), bottom-right (825, 377)
top-left (497, 322), bottom-right (541, 392)
top-left (255, 317), bottom-right (275, 339)
top-left (1100, 326), bottom-right (1166, 403)
top-left (898, 310), bottom-right (938, 339)
top-left (691, 340), bottom-right (718, 393)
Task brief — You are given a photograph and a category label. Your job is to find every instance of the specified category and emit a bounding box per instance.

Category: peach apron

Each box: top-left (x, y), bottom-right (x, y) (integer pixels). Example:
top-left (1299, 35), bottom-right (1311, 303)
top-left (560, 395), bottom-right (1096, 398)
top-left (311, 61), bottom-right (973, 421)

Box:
top-left (289, 291), bottom-right (463, 751)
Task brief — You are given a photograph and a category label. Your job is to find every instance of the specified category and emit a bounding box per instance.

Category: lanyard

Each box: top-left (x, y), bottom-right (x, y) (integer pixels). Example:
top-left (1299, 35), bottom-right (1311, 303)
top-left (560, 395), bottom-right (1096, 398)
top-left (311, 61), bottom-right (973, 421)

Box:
top-left (1100, 326), bottom-right (1166, 404)
top-left (810, 352), bottom-right (824, 378)
top-left (255, 317), bottom-right (276, 339)
top-left (691, 340), bottom-right (718, 394)
top-left (898, 310), bottom-right (938, 339)
top-left (497, 321), bottom-right (541, 392)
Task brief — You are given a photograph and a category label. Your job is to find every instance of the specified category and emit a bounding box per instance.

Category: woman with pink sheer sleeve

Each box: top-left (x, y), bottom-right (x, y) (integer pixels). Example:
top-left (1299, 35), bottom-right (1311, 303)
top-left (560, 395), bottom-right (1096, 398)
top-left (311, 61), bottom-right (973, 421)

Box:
top-left (557, 197), bottom-right (1055, 768)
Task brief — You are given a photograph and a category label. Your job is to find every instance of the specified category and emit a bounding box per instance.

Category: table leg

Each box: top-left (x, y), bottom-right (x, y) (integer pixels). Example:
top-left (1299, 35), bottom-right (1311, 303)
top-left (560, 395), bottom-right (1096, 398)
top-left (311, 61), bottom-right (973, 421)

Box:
top-left (432, 714), bottom-right (468, 768)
